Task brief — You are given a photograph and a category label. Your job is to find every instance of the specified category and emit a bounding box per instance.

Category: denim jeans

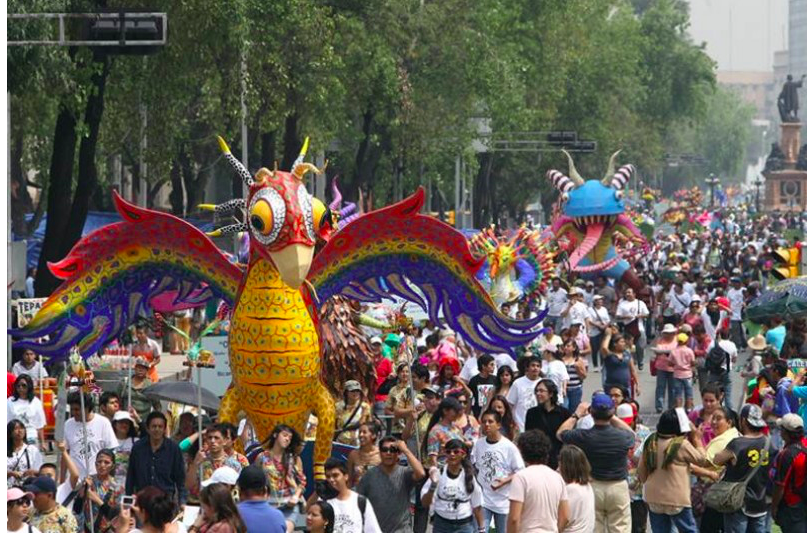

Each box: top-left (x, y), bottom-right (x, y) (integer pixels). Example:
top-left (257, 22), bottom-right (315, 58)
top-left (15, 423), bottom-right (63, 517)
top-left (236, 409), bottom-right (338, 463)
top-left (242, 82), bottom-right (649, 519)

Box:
top-left (673, 377), bottom-right (693, 403)
top-left (566, 386), bottom-right (583, 414)
top-left (482, 507), bottom-right (507, 533)
top-left (648, 508), bottom-right (698, 533)
top-left (432, 515), bottom-right (475, 533)
top-left (654, 370), bottom-right (674, 412)
top-left (707, 370), bottom-right (733, 408)
top-left (591, 334), bottom-right (603, 368)
top-left (723, 510), bottom-right (767, 533)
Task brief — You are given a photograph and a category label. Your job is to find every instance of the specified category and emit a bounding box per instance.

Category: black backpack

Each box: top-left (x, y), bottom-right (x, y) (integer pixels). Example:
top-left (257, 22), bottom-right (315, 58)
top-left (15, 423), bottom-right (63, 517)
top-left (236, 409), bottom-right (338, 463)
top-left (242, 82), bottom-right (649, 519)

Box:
top-left (705, 343), bottom-right (730, 373)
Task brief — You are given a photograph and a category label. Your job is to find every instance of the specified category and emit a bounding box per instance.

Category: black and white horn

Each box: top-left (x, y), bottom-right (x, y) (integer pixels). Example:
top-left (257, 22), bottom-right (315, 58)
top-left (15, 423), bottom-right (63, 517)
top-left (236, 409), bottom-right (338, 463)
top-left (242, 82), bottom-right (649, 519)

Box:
top-left (217, 136), bottom-right (253, 187)
top-left (610, 164), bottom-right (635, 190)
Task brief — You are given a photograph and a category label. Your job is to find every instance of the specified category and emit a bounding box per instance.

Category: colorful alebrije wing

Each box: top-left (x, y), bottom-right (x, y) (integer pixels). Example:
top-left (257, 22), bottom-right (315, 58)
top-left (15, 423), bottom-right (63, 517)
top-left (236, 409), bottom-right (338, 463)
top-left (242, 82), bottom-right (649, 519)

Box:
top-left (307, 188), bottom-right (546, 354)
top-left (10, 192), bottom-right (243, 359)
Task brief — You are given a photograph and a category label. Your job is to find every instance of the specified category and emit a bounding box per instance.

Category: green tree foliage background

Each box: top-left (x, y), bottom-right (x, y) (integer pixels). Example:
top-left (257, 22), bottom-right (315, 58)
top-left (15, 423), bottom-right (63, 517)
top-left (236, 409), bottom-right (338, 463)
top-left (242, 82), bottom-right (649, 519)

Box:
top-left (8, 0), bottom-right (754, 293)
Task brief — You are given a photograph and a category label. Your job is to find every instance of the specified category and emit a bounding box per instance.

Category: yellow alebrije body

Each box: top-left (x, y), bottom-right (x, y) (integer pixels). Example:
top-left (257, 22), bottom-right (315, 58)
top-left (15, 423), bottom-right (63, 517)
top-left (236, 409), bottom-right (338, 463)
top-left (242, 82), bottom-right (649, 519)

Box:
top-left (219, 257), bottom-right (335, 477)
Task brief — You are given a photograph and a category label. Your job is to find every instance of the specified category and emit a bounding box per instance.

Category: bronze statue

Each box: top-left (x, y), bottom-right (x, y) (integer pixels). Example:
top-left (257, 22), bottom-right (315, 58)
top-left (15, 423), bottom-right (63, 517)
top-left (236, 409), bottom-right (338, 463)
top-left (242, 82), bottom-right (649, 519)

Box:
top-left (778, 74), bottom-right (806, 123)
top-left (764, 142), bottom-right (785, 172)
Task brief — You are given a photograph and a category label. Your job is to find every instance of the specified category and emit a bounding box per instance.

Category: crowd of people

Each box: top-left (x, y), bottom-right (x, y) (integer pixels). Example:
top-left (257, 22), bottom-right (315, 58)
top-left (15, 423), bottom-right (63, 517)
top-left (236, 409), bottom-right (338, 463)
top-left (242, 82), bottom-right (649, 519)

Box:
top-left (7, 209), bottom-right (807, 533)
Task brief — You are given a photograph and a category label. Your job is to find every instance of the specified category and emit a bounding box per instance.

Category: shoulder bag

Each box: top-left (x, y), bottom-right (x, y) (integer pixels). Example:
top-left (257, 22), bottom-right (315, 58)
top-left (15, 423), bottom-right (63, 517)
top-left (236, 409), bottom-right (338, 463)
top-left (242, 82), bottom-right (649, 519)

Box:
top-left (704, 437), bottom-right (769, 513)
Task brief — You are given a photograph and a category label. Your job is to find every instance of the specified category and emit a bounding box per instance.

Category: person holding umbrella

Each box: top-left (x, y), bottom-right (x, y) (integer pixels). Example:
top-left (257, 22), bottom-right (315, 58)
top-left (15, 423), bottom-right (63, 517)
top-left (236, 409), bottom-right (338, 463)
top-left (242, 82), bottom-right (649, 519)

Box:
top-left (117, 357), bottom-right (161, 426)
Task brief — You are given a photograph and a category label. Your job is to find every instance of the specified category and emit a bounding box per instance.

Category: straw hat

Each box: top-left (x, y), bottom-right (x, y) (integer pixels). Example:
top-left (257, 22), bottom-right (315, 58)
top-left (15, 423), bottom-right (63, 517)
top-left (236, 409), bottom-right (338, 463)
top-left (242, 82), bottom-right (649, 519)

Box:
top-left (747, 334), bottom-right (768, 351)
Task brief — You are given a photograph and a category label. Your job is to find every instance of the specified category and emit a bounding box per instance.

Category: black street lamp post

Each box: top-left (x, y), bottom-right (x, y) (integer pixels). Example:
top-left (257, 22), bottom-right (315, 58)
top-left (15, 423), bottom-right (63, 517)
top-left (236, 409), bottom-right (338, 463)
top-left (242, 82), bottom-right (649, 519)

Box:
top-left (705, 174), bottom-right (720, 208)
top-left (753, 177), bottom-right (764, 212)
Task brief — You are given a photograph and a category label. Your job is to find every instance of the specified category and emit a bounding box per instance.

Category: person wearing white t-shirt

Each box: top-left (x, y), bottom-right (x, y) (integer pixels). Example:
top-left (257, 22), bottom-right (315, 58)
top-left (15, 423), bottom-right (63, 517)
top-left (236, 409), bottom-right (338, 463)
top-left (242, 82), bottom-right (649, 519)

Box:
top-left (707, 329), bottom-right (738, 406)
top-left (542, 349), bottom-right (570, 407)
top-left (323, 459), bottom-right (381, 533)
top-left (508, 430), bottom-right (570, 533)
top-left (11, 349), bottom-right (49, 380)
top-left (7, 374), bottom-right (47, 449)
top-left (586, 296), bottom-right (611, 372)
top-left (421, 439), bottom-right (483, 533)
top-left (471, 412), bottom-right (525, 532)
top-left (557, 445), bottom-right (595, 533)
top-left (63, 392), bottom-right (119, 479)
top-left (546, 279), bottom-right (568, 333)
top-left (726, 278), bottom-right (746, 349)
top-left (561, 288), bottom-right (589, 336)
top-left (615, 288), bottom-right (650, 370)
top-left (506, 356), bottom-right (543, 432)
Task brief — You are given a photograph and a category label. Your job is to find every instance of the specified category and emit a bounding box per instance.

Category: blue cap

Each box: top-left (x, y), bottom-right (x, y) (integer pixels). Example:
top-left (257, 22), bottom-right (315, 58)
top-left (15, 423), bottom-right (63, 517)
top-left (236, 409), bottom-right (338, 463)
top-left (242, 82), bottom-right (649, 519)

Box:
top-left (591, 392), bottom-right (615, 411)
top-left (24, 476), bottom-right (57, 494)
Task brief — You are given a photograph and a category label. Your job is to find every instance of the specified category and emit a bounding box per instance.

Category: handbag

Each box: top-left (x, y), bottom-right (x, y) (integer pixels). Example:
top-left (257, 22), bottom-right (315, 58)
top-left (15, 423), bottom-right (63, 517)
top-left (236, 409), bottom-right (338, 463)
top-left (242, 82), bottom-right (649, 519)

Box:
top-left (649, 357), bottom-right (658, 377)
top-left (704, 437), bottom-right (769, 513)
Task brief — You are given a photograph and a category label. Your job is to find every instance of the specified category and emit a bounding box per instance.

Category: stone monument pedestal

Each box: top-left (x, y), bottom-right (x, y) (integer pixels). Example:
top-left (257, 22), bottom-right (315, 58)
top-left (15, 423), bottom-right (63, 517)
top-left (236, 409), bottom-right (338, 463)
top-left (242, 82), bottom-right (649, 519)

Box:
top-left (781, 122), bottom-right (802, 166)
top-left (762, 122), bottom-right (807, 212)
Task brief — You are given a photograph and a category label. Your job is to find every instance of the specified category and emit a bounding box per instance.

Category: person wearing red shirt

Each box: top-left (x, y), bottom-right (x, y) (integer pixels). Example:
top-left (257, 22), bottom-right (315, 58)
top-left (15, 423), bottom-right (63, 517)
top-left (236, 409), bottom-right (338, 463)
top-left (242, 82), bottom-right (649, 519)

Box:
top-left (771, 414), bottom-right (807, 532)
top-left (7, 371), bottom-right (16, 397)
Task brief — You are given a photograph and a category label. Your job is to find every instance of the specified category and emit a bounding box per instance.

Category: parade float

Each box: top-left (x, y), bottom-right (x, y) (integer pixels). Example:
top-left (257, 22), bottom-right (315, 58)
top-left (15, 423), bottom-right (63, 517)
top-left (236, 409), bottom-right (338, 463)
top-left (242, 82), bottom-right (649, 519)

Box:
top-left (11, 137), bottom-right (545, 479)
top-left (545, 151), bottom-right (649, 296)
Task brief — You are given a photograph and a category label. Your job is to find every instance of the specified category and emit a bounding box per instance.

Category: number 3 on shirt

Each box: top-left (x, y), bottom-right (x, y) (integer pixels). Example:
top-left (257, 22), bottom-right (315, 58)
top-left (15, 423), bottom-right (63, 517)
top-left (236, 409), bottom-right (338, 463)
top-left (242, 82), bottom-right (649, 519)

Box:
top-left (746, 448), bottom-right (769, 467)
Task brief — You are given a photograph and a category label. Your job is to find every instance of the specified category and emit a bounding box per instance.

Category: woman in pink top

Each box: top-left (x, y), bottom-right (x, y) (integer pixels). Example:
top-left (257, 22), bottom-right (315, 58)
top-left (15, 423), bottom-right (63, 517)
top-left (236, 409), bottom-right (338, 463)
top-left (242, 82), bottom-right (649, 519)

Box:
top-left (652, 324), bottom-right (679, 414)
top-left (670, 333), bottom-right (696, 411)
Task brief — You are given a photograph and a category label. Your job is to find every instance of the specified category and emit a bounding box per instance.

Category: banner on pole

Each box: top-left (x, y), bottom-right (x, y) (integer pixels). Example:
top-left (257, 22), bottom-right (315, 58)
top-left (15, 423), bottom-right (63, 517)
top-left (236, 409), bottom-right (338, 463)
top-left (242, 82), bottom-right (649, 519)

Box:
top-left (12, 298), bottom-right (47, 327)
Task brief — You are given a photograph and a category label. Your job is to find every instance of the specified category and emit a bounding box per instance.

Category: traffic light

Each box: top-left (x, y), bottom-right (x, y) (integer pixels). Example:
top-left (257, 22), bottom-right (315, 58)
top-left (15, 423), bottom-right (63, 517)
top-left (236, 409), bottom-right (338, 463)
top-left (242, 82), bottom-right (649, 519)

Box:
top-left (772, 247), bottom-right (800, 279)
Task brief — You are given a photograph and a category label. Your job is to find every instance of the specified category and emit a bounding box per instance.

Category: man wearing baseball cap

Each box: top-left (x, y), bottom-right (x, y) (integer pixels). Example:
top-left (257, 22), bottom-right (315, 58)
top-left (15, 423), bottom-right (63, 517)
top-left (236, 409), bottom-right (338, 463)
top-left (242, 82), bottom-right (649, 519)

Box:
top-left (712, 404), bottom-right (772, 531)
top-left (236, 465), bottom-right (288, 533)
top-left (7, 488), bottom-right (38, 533)
top-left (25, 476), bottom-right (78, 533)
top-left (771, 414), bottom-right (807, 530)
top-left (556, 392), bottom-right (635, 532)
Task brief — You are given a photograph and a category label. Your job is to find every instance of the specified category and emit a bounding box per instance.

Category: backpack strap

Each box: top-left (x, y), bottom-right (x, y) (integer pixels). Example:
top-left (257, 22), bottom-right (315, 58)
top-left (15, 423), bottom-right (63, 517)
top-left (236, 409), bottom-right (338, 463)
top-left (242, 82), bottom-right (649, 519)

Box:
top-left (357, 494), bottom-right (367, 528)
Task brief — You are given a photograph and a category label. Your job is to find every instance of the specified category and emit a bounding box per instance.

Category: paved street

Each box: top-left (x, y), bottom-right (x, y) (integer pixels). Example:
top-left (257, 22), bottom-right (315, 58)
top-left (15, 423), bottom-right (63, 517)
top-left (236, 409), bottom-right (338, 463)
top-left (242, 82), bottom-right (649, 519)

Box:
top-left (582, 347), bottom-right (750, 428)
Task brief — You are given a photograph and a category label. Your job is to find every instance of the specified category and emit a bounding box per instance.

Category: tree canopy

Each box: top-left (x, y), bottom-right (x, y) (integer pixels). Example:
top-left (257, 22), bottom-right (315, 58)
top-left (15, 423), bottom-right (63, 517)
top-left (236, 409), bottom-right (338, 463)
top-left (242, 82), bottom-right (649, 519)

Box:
top-left (9, 0), bottom-right (735, 294)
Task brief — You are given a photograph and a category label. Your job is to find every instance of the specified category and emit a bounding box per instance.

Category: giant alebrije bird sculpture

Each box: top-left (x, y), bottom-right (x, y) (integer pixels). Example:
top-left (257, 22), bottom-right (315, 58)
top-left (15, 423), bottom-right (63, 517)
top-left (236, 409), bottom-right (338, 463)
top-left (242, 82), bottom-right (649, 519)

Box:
top-left (12, 137), bottom-right (545, 478)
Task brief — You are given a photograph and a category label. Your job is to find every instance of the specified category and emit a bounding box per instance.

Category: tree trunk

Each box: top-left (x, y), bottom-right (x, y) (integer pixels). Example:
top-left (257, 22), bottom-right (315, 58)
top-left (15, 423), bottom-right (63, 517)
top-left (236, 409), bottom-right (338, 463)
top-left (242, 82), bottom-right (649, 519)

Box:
top-left (34, 105), bottom-right (78, 296)
top-left (61, 52), bottom-right (111, 259)
top-left (280, 114), bottom-right (300, 171)
top-left (351, 108), bottom-right (374, 199)
top-left (169, 158), bottom-right (184, 216)
top-left (260, 130), bottom-right (276, 168)
top-left (10, 123), bottom-right (33, 236)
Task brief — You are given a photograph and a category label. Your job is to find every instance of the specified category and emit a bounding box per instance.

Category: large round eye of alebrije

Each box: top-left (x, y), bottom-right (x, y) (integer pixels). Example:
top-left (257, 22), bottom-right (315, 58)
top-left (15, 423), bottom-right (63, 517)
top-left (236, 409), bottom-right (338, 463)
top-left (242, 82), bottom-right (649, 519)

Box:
top-left (297, 184), bottom-right (316, 240)
top-left (248, 188), bottom-right (285, 245)
top-left (312, 197), bottom-right (329, 232)
top-left (615, 190), bottom-right (624, 200)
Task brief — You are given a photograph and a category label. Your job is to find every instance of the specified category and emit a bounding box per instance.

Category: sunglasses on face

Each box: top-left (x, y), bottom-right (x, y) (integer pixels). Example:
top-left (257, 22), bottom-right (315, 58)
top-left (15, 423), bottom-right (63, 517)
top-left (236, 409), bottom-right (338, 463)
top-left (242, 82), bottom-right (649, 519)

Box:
top-left (17, 382), bottom-right (29, 388)
top-left (11, 498), bottom-right (32, 507)
top-left (379, 446), bottom-right (399, 454)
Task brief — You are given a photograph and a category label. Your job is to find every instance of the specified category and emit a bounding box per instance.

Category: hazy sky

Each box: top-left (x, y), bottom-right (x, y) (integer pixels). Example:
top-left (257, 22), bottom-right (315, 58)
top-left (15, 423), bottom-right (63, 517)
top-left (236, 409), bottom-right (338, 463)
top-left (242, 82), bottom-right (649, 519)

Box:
top-left (688, 0), bottom-right (789, 72)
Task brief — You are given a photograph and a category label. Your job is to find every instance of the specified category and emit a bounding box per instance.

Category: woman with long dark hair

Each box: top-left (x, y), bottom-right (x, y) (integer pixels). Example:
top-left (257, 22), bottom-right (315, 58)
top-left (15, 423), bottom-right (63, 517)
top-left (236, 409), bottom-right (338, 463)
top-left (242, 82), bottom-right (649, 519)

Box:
top-left (447, 390), bottom-right (480, 445)
top-left (253, 424), bottom-right (305, 524)
top-left (420, 439), bottom-right (483, 533)
top-left (70, 448), bottom-right (124, 532)
top-left (305, 500), bottom-right (335, 533)
top-left (6, 374), bottom-right (47, 450)
top-left (484, 395), bottom-right (519, 442)
top-left (422, 397), bottom-right (464, 468)
top-left (345, 421), bottom-right (381, 486)
top-left (7, 419), bottom-right (43, 488)
top-left (190, 483), bottom-right (246, 533)
top-left (493, 366), bottom-right (514, 399)
top-left (558, 445), bottom-right (595, 533)
top-left (560, 339), bottom-right (587, 413)
top-left (638, 409), bottom-right (710, 532)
